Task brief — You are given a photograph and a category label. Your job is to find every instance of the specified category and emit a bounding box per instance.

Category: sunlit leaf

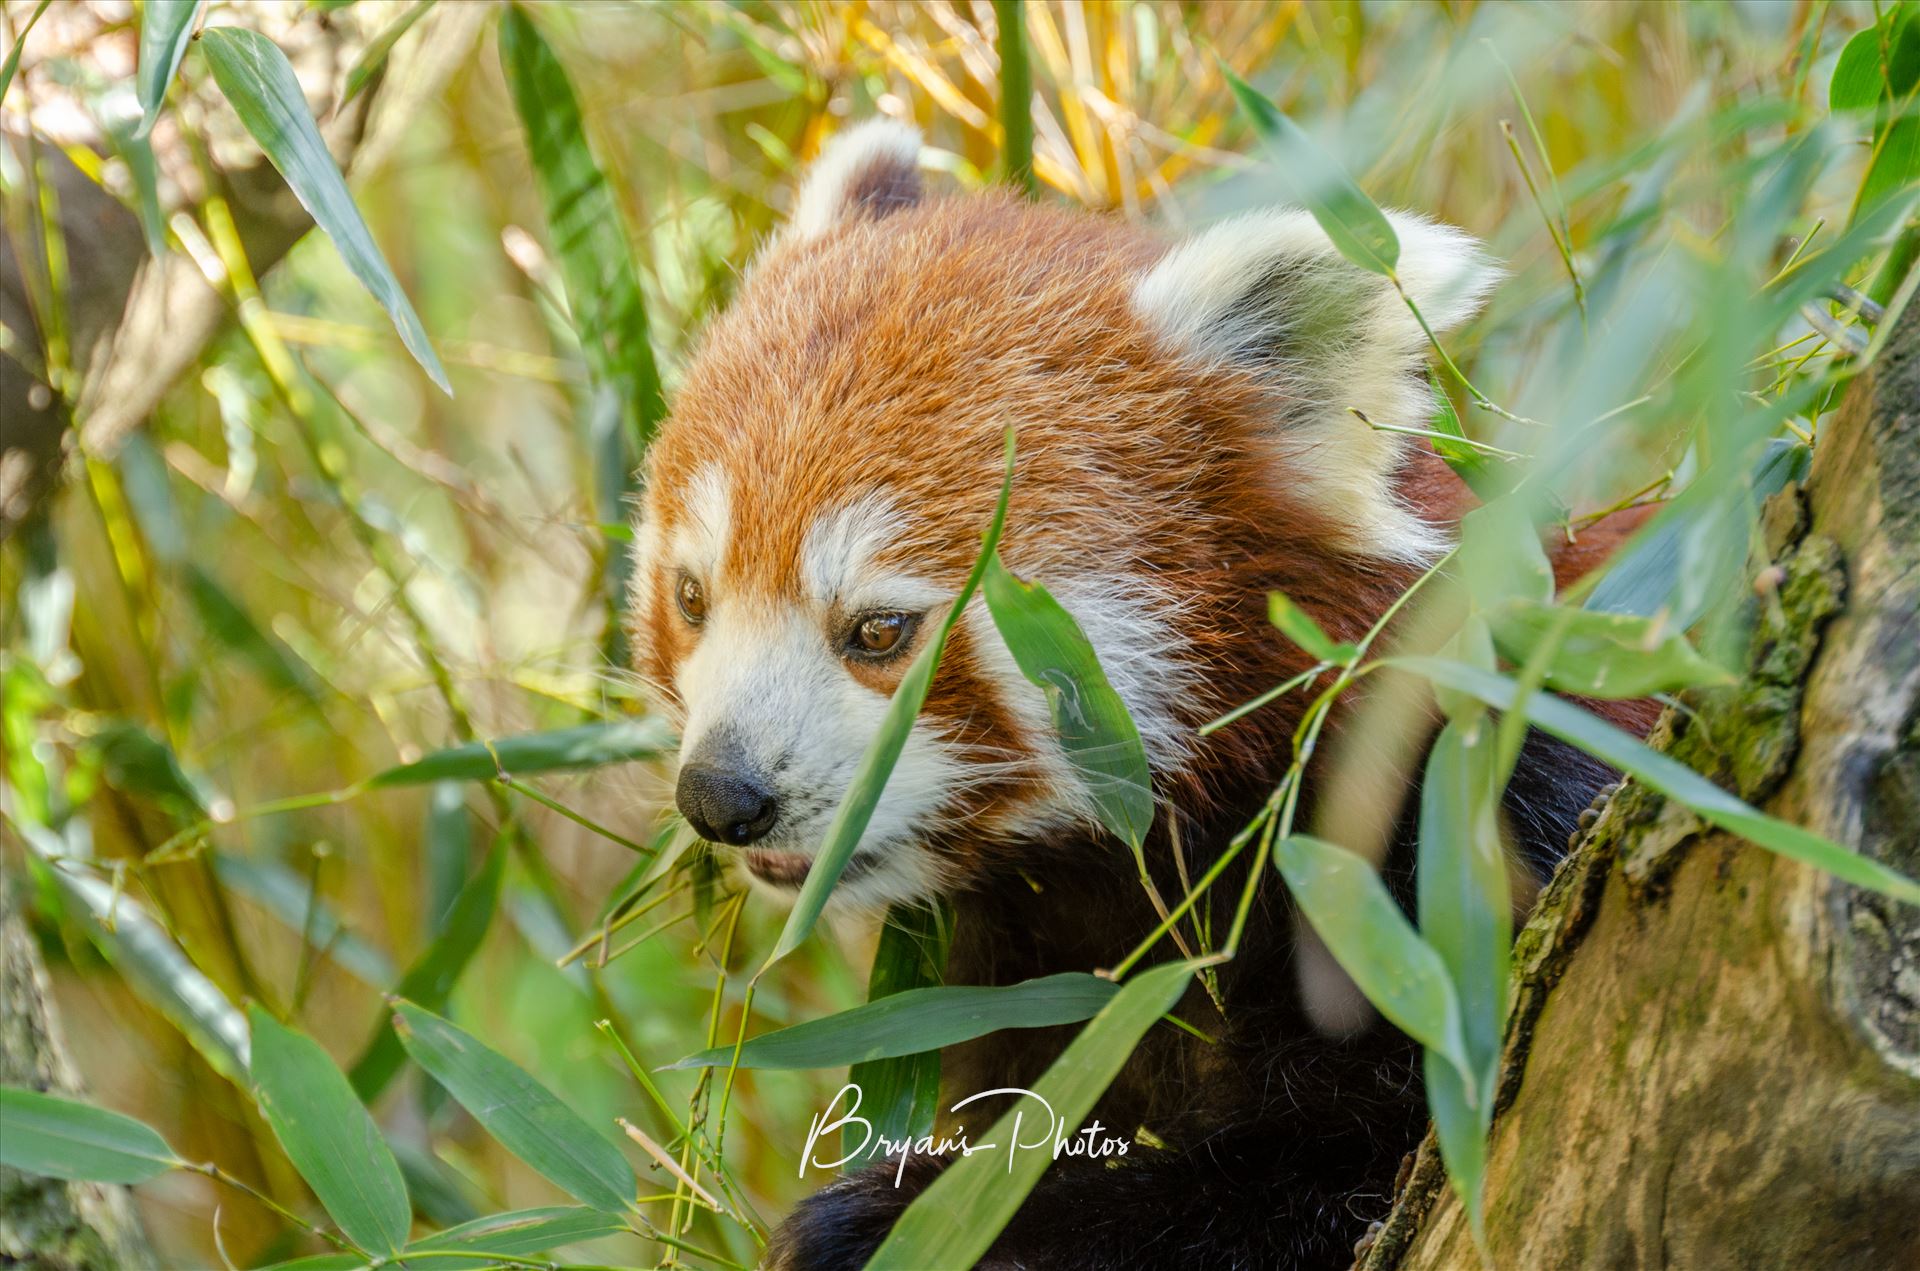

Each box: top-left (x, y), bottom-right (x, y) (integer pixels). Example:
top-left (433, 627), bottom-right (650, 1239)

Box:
top-left (248, 1006), bottom-right (410, 1255)
top-left (1223, 64), bottom-right (1400, 275)
top-left (764, 431), bottom-right (1016, 969)
top-left (866, 961), bottom-right (1194, 1269)
top-left (198, 26), bottom-right (450, 393)
top-left (365, 718), bottom-right (673, 787)
top-left (1397, 657), bottom-right (1920, 906)
top-left (1276, 835), bottom-right (1471, 1080)
top-left (985, 555), bottom-right (1154, 850)
top-left (393, 1001), bottom-right (636, 1214)
top-left (0, 1086), bottom-right (177, 1184)
top-left (134, 0), bottom-right (200, 138)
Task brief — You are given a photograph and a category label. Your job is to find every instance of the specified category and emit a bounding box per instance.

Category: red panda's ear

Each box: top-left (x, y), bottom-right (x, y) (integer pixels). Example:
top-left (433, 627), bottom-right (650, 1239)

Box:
top-left (782, 120), bottom-right (924, 244)
top-left (1132, 209), bottom-right (1499, 562)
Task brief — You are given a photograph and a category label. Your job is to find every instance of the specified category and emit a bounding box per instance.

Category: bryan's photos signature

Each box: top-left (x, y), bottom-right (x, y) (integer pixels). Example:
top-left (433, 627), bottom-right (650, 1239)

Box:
top-left (800, 1083), bottom-right (1132, 1184)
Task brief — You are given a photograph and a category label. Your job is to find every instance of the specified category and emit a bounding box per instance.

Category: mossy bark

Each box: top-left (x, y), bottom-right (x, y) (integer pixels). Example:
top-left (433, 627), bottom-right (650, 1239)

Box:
top-left (0, 878), bottom-right (155, 1271)
top-left (1360, 303), bottom-right (1920, 1270)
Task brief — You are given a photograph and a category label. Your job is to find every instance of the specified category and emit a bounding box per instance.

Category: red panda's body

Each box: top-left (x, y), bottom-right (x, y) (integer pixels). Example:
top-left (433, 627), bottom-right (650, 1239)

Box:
top-left (628, 122), bottom-right (1651, 1269)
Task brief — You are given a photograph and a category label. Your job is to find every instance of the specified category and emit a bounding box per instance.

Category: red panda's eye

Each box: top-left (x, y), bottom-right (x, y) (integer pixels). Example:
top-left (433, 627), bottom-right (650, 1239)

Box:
top-left (677, 575), bottom-right (707, 625)
top-left (849, 611), bottom-right (914, 658)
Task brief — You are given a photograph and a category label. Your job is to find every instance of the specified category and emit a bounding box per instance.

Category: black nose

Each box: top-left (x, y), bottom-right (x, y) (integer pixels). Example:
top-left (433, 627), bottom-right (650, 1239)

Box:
top-left (676, 763), bottom-right (779, 846)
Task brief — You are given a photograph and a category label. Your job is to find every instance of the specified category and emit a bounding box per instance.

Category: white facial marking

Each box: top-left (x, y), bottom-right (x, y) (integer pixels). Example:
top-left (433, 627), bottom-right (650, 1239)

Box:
top-left (672, 463), bottom-right (733, 583)
top-left (673, 493), bottom-right (968, 915)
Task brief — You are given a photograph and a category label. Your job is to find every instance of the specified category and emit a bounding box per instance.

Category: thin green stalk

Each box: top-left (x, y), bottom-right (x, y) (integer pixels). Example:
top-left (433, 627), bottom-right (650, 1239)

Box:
top-left (994, 0), bottom-right (1035, 196)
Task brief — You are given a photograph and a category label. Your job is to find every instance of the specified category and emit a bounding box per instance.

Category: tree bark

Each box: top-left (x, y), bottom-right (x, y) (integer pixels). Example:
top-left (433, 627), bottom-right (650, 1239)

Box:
top-left (1359, 302), bottom-right (1920, 1268)
top-left (0, 877), bottom-right (155, 1271)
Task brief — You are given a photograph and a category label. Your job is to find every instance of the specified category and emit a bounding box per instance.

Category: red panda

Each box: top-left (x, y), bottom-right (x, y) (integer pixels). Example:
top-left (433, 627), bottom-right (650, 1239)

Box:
top-left (627, 120), bottom-right (1653, 1270)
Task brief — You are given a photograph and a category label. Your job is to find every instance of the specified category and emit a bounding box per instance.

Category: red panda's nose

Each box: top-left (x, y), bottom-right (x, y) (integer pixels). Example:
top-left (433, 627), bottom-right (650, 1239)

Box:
top-left (677, 763), bottom-right (780, 846)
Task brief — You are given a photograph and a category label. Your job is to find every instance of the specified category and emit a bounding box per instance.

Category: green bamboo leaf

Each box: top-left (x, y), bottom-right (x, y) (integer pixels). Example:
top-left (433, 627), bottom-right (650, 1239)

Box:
top-left (1396, 657), bottom-right (1920, 906)
top-left (44, 857), bottom-right (252, 1083)
top-left (349, 839), bottom-right (503, 1101)
top-left (365, 718), bottom-right (673, 787)
top-left (1266, 590), bottom-right (1357, 666)
top-left (341, 0), bottom-right (435, 105)
top-left (214, 852), bottom-right (395, 988)
top-left (247, 1006), bottom-right (410, 1254)
top-left (197, 26), bottom-right (450, 393)
top-left (255, 1256), bottom-right (367, 1271)
top-left (498, 3), bottom-right (664, 444)
top-left (0, 1086), bottom-right (178, 1184)
top-left (1416, 722), bottom-right (1509, 1088)
top-left (184, 565), bottom-right (323, 707)
top-left (673, 972), bottom-right (1117, 1072)
top-left (1488, 599), bottom-right (1734, 699)
top-left (764, 431), bottom-right (1017, 970)
top-left (1425, 375), bottom-right (1496, 492)
top-left (405, 1206), bottom-right (626, 1264)
top-left (1423, 1047), bottom-right (1490, 1250)
top-left (86, 719), bottom-right (221, 816)
top-left (392, 1000), bottom-right (636, 1214)
top-left (984, 556), bottom-right (1155, 850)
top-left (865, 961), bottom-right (1193, 1270)
top-left (1223, 64), bottom-right (1400, 275)
top-left (134, 0), bottom-right (199, 138)
top-left (846, 903), bottom-right (950, 1157)
top-left (1, 1), bottom-right (53, 103)
top-left (1276, 835), bottom-right (1471, 1080)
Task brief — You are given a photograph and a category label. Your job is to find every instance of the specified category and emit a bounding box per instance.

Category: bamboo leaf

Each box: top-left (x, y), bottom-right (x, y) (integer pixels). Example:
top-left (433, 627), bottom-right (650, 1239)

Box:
top-left (365, 718), bottom-right (673, 787)
top-left (197, 26), bottom-right (450, 393)
top-left (984, 556), bottom-right (1155, 850)
top-left (135, 0), bottom-right (200, 138)
top-left (764, 431), bottom-right (1016, 970)
top-left (865, 961), bottom-right (1193, 1270)
top-left (45, 857), bottom-right (252, 1082)
top-left (1223, 65), bottom-right (1400, 275)
top-left (214, 852), bottom-right (395, 988)
top-left (673, 972), bottom-right (1117, 1072)
top-left (1423, 1047), bottom-right (1490, 1250)
top-left (86, 719), bottom-right (221, 816)
top-left (1396, 657), bottom-right (1920, 906)
top-left (1266, 590), bottom-right (1356, 666)
top-left (350, 839), bottom-right (503, 1101)
top-left (846, 903), bottom-right (950, 1156)
top-left (1, 1), bottom-right (54, 103)
top-left (405, 1206), bottom-right (626, 1263)
top-left (1417, 721), bottom-right (1510, 1083)
top-left (341, 0), bottom-right (435, 105)
top-left (0, 1086), bottom-right (178, 1184)
top-left (248, 1006), bottom-right (411, 1254)
top-left (1488, 599), bottom-right (1735, 699)
top-left (497, 2), bottom-right (664, 444)
top-left (1276, 835), bottom-right (1471, 1080)
top-left (392, 1001), bottom-right (637, 1214)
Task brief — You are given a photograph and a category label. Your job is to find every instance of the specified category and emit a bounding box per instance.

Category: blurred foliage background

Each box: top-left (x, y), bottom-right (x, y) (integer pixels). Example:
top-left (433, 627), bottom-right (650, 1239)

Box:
top-left (0, 1), bottom-right (1912, 1267)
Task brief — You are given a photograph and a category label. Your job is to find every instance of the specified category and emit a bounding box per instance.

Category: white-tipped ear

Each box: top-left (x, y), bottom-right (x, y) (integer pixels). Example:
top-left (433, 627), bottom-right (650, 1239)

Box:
top-left (785, 120), bottom-right (925, 243)
top-left (1132, 209), bottom-right (1499, 562)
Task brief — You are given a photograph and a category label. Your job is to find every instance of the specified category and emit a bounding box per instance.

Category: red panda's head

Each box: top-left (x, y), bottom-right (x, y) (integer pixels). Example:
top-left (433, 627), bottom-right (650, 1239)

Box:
top-left (628, 122), bottom-right (1496, 911)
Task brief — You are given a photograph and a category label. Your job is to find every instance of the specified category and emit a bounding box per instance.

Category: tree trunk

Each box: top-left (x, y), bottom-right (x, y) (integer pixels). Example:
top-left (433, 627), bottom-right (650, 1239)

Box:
top-left (0, 877), bottom-right (155, 1271)
top-left (1360, 302), bottom-right (1920, 1268)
